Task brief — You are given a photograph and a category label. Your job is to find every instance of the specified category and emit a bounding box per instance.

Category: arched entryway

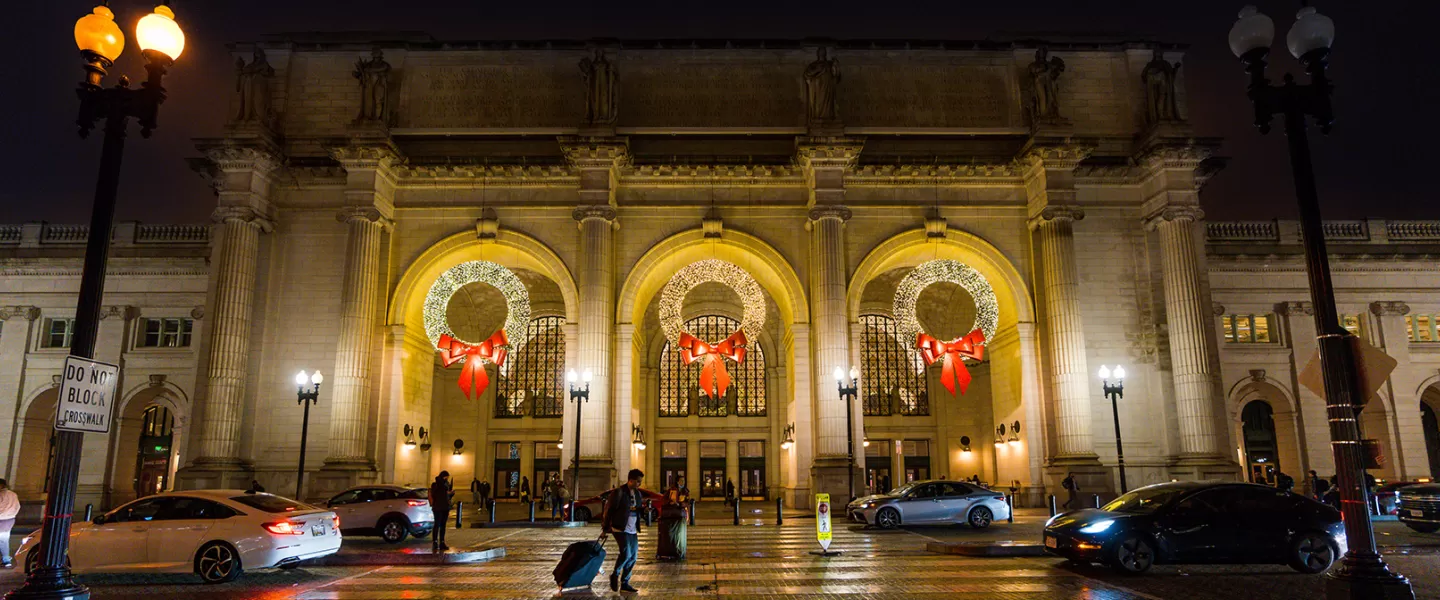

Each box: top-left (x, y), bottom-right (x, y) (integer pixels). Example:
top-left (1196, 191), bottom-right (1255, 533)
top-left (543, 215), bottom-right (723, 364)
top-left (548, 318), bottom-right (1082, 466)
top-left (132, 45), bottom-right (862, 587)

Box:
top-left (13, 388), bottom-right (59, 499)
top-left (1241, 400), bottom-right (1279, 484)
top-left (1422, 384), bottom-right (1440, 477)
top-left (1228, 378), bottom-right (1303, 485)
top-left (108, 383), bottom-right (188, 508)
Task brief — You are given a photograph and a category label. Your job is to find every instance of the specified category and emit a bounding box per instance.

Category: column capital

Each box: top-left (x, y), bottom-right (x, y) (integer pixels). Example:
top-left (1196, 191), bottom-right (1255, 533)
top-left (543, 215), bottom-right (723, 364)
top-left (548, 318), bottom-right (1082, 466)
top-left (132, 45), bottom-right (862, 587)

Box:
top-left (328, 144), bottom-right (402, 171)
top-left (0, 306), bottom-right (40, 321)
top-left (1143, 205), bottom-right (1205, 231)
top-left (806, 205), bottom-right (852, 224)
top-left (1026, 205), bottom-right (1085, 230)
top-left (100, 305), bottom-right (139, 321)
top-left (795, 136), bottom-right (865, 169)
top-left (1370, 301), bottom-right (1411, 317)
top-left (573, 205), bottom-right (618, 224)
top-left (1018, 143), bottom-right (1094, 171)
top-left (337, 206), bottom-right (395, 230)
top-left (210, 206), bottom-right (275, 233)
top-left (203, 145), bottom-right (282, 174)
top-left (1136, 143), bottom-right (1215, 172)
top-left (558, 136), bottom-right (631, 169)
top-left (1276, 301), bottom-right (1315, 317)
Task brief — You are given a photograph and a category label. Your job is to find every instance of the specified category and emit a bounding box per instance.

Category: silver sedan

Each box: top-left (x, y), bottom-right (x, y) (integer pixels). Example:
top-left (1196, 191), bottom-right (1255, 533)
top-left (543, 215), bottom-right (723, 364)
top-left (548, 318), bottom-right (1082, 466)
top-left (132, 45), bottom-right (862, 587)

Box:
top-left (847, 480), bottom-right (1011, 529)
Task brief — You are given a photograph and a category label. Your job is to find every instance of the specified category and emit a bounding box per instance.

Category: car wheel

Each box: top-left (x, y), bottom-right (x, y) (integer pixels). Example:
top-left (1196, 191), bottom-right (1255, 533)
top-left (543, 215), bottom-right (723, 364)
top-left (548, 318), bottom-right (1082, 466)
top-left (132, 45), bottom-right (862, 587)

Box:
top-left (968, 506), bottom-right (993, 529)
top-left (1109, 535), bottom-right (1154, 574)
top-left (875, 507), bottom-right (901, 530)
top-left (1288, 531), bottom-right (1337, 574)
top-left (380, 517), bottom-right (410, 544)
top-left (195, 542), bottom-right (243, 584)
top-left (1404, 522), bottom-right (1440, 534)
top-left (575, 505), bottom-right (593, 522)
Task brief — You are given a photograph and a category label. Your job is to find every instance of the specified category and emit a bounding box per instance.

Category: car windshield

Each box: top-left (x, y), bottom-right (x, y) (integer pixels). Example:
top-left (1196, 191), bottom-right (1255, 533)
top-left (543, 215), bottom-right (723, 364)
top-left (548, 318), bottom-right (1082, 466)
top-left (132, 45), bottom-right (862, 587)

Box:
top-left (890, 482), bottom-right (922, 497)
top-left (230, 494), bottom-right (312, 513)
top-left (401, 488), bottom-right (429, 499)
top-left (1101, 486), bottom-right (1187, 514)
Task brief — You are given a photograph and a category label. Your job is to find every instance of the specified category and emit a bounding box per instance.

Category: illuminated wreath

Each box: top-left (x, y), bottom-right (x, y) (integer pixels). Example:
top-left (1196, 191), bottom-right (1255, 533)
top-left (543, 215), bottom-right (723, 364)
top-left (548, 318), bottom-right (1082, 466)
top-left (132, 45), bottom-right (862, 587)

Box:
top-left (892, 259), bottom-right (999, 395)
top-left (658, 259), bottom-right (767, 399)
top-left (422, 260), bottom-right (531, 399)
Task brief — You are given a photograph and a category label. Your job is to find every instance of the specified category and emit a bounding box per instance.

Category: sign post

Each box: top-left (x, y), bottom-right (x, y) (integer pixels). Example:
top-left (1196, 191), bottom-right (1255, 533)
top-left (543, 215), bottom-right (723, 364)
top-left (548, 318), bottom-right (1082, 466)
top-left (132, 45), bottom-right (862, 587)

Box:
top-left (810, 493), bottom-right (841, 556)
top-left (55, 356), bottom-right (119, 434)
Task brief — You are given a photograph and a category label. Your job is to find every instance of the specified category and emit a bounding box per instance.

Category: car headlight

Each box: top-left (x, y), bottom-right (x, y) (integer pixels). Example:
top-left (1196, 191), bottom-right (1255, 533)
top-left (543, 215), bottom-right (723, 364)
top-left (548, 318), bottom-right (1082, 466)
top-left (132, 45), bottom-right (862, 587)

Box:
top-left (1078, 519), bottom-right (1115, 534)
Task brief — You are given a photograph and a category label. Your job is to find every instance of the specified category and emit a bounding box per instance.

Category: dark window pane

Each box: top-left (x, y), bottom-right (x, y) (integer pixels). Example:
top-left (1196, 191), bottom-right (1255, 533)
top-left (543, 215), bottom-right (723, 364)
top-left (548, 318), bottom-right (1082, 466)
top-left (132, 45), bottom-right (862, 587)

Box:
top-left (859, 315), bottom-right (928, 416)
top-left (659, 315), bottom-right (766, 417)
top-left (496, 316), bottom-right (566, 418)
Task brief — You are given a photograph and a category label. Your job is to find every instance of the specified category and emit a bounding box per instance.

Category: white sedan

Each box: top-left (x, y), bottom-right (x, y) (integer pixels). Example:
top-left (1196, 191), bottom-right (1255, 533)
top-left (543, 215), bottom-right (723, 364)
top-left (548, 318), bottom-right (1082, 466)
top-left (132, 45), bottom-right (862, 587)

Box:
top-left (16, 490), bottom-right (341, 584)
top-left (847, 480), bottom-right (1012, 529)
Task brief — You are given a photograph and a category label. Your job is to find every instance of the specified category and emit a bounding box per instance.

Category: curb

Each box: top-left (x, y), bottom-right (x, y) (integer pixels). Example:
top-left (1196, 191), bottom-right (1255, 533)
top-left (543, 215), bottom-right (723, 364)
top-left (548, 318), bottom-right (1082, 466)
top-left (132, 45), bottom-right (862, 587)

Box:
top-left (310, 546), bottom-right (506, 566)
top-left (470, 521), bottom-right (586, 529)
top-left (925, 541), bottom-right (1047, 557)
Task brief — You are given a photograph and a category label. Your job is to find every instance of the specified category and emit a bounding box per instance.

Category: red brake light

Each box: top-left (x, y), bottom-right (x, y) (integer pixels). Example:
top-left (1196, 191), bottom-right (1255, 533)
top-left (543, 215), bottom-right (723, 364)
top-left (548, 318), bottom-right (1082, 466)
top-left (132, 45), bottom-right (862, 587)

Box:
top-left (407, 500), bottom-right (428, 507)
top-left (263, 520), bottom-right (303, 535)
top-left (332, 514), bottom-right (341, 529)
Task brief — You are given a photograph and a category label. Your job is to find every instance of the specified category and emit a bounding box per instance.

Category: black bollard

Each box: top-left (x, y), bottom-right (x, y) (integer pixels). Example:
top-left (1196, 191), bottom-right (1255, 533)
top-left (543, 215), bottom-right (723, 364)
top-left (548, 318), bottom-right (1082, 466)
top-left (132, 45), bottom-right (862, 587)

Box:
top-left (84, 503), bottom-right (93, 522)
top-left (1005, 494), bottom-right (1014, 524)
top-left (733, 496), bottom-right (740, 525)
top-left (455, 501), bottom-right (464, 529)
top-left (688, 498), bottom-right (696, 526)
top-left (488, 499), bottom-right (497, 524)
top-left (776, 497), bottom-right (783, 526)
top-left (1093, 494), bottom-right (1101, 509)
top-left (1048, 494), bottom-right (1057, 516)
top-left (529, 500), bottom-right (536, 523)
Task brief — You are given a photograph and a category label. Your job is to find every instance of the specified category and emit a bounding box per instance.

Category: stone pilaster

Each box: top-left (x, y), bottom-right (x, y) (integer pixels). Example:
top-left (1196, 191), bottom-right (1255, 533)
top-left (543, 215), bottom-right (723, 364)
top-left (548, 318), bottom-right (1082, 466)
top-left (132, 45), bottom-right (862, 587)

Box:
top-left (1028, 206), bottom-right (1095, 461)
top-left (1278, 301), bottom-right (1334, 475)
top-left (561, 136), bottom-right (627, 492)
top-left (322, 146), bottom-right (398, 479)
top-left (1369, 301), bottom-right (1427, 478)
top-left (0, 307), bottom-right (40, 477)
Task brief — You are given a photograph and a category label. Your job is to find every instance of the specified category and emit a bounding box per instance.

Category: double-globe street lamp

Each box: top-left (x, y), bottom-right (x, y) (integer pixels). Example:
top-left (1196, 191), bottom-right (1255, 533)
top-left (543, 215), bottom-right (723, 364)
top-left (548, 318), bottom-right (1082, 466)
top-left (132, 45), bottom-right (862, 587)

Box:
top-left (565, 368), bottom-right (592, 521)
top-left (7, 5), bottom-right (185, 600)
top-left (1227, 5), bottom-right (1411, 598)
top-left (1096, 365), bottom-right (1127, 494)
top-left (834, 366), bottom-right (860, 501)
top-left (293, 371), bottom-right (324, 500)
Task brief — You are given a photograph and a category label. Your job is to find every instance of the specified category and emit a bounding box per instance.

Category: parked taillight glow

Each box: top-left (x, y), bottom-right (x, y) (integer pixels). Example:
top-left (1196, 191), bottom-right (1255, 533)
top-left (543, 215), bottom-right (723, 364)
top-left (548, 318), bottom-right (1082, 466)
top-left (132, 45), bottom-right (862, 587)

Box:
top-left (263, 520), bottom-right (304, 535)
top-left (406, 500), bottom-right (428, 507)
top-left (332, 514), bottom-right (341, 530)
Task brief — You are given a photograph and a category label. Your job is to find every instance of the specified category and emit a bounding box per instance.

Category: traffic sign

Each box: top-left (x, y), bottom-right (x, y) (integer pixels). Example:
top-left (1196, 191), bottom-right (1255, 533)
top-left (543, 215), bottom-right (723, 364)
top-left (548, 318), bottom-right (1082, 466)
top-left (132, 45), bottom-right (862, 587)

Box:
top-left (816, 493), bottom-right (832, 551)
top-left (54, 355), bottom-right (119, 433)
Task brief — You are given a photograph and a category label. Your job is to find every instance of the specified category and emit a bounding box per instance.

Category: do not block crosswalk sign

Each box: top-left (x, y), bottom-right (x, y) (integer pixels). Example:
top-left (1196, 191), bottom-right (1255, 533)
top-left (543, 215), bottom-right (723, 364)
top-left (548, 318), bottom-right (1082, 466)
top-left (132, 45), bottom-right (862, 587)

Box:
top-left (54, 355), bottom-right (119, 434)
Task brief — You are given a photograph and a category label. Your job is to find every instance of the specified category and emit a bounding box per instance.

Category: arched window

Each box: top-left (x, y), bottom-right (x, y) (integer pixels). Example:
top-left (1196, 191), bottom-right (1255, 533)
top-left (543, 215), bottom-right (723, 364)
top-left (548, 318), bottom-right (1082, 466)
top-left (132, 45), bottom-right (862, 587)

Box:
top-left (858, 314), bottom-right (929, 416)
top-left (496, 316), bottom-right (567, 418)
top-left (1241, 400), bottom-right (1279, 484)
top-left (141, 405), bottom-right (173, 436)
top-left (658, 315), bottom-right (766, 417)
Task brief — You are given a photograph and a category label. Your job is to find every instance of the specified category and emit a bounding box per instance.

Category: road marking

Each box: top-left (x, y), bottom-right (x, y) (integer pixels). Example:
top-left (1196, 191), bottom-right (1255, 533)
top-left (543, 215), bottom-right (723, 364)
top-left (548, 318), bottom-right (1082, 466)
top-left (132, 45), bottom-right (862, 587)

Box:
top-left (309, 564), bottom-right (390, 590)
top-left (1020, 557), bottom-right (1166, 600)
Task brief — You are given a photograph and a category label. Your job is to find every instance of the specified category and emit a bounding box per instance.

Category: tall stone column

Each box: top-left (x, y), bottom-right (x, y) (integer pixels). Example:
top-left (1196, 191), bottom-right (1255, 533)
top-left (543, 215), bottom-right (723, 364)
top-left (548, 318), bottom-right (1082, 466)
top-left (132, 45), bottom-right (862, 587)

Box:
top-left (1148, 207), bottom-right (1225, 459)
top-left (1029, 207), bottom-right (1095, 460)
top-left (798, 137), bottom-right (862, 500)
top-left (561, 136), bottom-right (627, 491)
top-left (315, 145), bottom-right (398, 495)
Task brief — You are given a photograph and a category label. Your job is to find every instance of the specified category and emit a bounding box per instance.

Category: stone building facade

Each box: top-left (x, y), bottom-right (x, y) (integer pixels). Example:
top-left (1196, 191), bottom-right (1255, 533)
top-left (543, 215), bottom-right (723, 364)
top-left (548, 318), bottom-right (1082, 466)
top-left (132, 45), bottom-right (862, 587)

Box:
top-left (5, 35), bottom-right (1436, 512)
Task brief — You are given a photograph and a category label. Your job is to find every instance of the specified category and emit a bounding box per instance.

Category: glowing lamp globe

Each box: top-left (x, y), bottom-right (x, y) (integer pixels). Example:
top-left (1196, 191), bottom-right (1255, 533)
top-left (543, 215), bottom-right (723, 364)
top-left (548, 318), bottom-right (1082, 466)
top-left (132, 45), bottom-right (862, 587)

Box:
top-left (1286, 6), bottom-right (1335, 59)
top-left (311, 371), bottom-right (324, 385)
top-left (75, 5), bottom-right (125, 62)
top-left (566, 369), bottom-right (578, 383)
top-left (295, 371), bottom-right (309, 386)
top-left (1112, 366), bottom-right (1126, 380)
top-left (135, 4), bottom-right (185, 60)
top-left (582, 369), bottom-right (594, 383)
top-left (833, 366), bottom-right (844, 383)
top-left (1097, 365), bottom-right (1111, 379)
top-left (1228, 5), bottom-right (1275, 58)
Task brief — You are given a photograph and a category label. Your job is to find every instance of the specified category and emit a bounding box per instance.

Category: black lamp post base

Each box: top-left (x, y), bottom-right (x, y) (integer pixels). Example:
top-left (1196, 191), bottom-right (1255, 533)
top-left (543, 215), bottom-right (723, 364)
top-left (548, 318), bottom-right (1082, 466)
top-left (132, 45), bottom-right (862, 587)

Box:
top-left (4, 577), bottom-right (90, 600)
top-left (1326, 570), bottom-right (1413, 600)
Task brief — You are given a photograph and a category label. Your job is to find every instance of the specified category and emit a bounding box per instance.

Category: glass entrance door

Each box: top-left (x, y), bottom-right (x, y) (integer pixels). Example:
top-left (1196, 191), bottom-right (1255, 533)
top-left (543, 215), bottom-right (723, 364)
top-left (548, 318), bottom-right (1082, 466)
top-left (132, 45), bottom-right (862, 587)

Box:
top-left (700, 441), bottom-right (726, 499)
top-left (738, 440), bottom-right (765, 499)
top-left (494, 442), bottom-right (521, 499)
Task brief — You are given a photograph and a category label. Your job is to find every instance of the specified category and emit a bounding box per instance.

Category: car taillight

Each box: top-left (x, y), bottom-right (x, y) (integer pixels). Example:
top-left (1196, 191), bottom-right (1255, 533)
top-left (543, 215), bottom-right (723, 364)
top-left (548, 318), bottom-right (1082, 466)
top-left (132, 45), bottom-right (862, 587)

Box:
top-left (407, 500), bottom-right (428, 507)
top-left (263, 520), bottom-right (304, 535)
top-left (332, 514), bottom-right (341, 529)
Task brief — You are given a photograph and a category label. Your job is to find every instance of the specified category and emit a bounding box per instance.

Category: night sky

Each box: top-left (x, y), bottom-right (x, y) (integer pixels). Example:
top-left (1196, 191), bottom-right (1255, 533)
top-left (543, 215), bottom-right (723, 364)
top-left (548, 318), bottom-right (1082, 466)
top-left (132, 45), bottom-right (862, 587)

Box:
top-left (4, 0), bottom-right (1436, 224)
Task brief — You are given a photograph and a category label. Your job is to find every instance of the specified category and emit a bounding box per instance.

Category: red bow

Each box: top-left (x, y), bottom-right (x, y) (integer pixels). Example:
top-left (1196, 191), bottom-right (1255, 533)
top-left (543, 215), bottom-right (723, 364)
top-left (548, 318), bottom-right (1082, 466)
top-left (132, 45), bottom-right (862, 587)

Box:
top-left (438, 330), bottom-right (509, 399)
top-left (679, 330), bottom-right (748, 400)
top-left (915, 328), bottom-right (986, 395)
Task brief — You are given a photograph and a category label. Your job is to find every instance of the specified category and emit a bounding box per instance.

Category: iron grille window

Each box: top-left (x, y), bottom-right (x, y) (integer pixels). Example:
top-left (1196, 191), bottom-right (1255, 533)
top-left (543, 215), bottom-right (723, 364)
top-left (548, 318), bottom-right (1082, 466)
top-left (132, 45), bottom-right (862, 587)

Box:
top-left (658, 315), bottom-right (766, 417)
top-left (858, 314), bottom-right (929, 416)
top-left (496, 316), bottom-right (566, 418)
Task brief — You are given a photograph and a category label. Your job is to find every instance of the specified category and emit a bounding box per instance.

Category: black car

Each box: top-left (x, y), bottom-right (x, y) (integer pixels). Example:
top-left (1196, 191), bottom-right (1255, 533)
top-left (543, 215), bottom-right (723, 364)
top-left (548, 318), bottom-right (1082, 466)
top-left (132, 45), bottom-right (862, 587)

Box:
top-left (1396, 483), bottom-right (1440, 533)
top-left (1043, 481), bottom-right (1344, 574)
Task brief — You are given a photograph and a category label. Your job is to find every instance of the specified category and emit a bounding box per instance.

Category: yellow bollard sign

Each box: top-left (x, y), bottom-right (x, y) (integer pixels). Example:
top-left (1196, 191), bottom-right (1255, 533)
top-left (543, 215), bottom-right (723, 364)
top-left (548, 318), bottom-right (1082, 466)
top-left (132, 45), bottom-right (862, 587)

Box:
top-left (816, 493), bottom-right (832, 551)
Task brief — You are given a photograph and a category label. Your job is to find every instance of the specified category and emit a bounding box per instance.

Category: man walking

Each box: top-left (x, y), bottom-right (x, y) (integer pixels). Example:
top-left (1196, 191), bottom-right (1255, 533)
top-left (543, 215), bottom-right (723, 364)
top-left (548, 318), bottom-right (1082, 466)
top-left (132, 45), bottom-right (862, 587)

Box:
top-left (470, 476), bottom-right (482, 508)
top-left (430, 471), bottom-right (453, 551)
top-left (604, 469), bottom-right (647, 593)
top-left (479, 479), bottom-right (491, 512)
top-left (1061, 472), bottom-right (1079, 510)
top-left (0, 479), bottom-right (18, 568)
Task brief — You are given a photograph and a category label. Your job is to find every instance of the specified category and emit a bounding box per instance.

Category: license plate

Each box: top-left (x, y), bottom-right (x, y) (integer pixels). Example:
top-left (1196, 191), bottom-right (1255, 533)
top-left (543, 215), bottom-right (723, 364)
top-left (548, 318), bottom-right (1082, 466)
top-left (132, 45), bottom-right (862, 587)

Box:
top-left (311, 523), bottom-right (325, 536)
top-left (1410, 509), bottom-right (1425, 518)
top-left (1044, 535), bottom-right (1058, 549)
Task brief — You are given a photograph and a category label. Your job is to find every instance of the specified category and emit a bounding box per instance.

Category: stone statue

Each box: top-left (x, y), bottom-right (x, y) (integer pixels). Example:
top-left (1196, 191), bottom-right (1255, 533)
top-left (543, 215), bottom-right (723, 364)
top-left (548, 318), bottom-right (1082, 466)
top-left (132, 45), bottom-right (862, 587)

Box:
top-left (1028, 47), bottom-right (1066, 123)
top-left (1142, 48), bottom-right (1183, 124)
top-left (579, 49), bottom-right (618, 125)
top-left (804, 47), bottom-right (840, 124)
top-left (353, 49), bottom-right (392, 123)
top-left (234, 48), bottom-right (274, 123)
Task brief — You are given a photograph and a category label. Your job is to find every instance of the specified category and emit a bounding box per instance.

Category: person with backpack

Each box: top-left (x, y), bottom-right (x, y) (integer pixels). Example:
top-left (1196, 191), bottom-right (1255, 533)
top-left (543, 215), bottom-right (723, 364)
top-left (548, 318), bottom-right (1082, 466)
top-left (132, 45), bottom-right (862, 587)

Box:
top-left (1061, 472), bottom-right (1079, 509)
top-left (603, 469), bottom-right (649, 593)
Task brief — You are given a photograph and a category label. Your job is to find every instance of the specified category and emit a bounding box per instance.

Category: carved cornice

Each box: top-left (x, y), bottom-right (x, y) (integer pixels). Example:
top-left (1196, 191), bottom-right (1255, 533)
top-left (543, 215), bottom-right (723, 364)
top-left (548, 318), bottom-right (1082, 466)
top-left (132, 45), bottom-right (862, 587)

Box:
top-left (1026, 205), bottom-right (1085, 230)
top-left (1072, 164), bottom-right (1143, 185)
top-left (211, 206), bottom-right (275, 233)
top-left (1276, 301), bottom-right (1315, 317)
top-left (1370, 301), bottom-right (1411, 317)
top-left (204, 146), bottom-right (282, 174)
top-left (558, 136), bottom-right (631, 170)
top-left (847, 163), bottom-right (1022, 183)
top-left (0, 265), bottom-right (208, 278)
top-left (337, 206), bottom-right (395, 230)
top-left (1018, 144), bottom-right (1094, 171)
top-left (398, 163), bottom-right (575, 185)
top-left (328, 144), bottom-right (402, 170)
top-left (621, 164), bottom-right (804, 183)
top-left (795, 137), bottom-right (865, 169)
top-left (100, 305), bottom-right (139, 321)
top-left (807, 205), bottom-right (852, 223)
top-left (572, 205), bottom-right (618, 223)
top-left (1136, 143), bottom-right (1216, 171)
top-left (0, 306), bottom-right (40, 321)
top-left (1144, 206), bottom-right (1205, 231)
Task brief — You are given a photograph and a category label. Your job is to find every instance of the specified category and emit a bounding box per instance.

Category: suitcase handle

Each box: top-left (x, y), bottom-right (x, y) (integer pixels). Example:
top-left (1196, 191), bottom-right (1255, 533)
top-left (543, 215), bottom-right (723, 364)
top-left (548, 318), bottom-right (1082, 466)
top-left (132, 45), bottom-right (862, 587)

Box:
top-left (596, 532), bottom-right (608, 544)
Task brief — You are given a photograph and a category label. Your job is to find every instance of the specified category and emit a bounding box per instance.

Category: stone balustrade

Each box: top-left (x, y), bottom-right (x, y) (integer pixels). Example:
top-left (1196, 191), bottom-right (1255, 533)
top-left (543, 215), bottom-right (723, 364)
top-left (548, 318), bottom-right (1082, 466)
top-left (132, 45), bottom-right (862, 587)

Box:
top-left (1207, 219), bottom-right (1440, 245)
top-left (0, 222), bottom-right (210, 247)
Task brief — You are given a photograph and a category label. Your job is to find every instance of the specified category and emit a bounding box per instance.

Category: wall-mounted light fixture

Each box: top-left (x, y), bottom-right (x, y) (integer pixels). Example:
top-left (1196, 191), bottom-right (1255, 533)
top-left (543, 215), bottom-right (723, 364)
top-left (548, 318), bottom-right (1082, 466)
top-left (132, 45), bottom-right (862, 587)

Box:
top-left (1008, 420), bottom-right (1021, 445)
top-left (419, 427), bottom-right (431, 452)
top-left (403, 424), bottom-right (417, 447)
top-left (780, 423), bottom-right (795, 450)
top-left (960, 435), bottom-right (972, 453)
top-left (453, 438), bottom-right (465, 456)
top-left (862, 429), bottom-right (870, 448)
top-left (632, 425), bottom-right (646, 451)
top-left (995, 423), bottom-right (1006, 447)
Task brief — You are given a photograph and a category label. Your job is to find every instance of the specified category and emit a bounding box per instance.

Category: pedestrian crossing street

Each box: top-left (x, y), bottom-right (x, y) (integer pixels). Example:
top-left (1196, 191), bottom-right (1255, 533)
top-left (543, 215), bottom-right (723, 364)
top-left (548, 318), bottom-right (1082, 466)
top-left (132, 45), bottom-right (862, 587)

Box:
top-left (291, 519), bottom-right (1158, 599)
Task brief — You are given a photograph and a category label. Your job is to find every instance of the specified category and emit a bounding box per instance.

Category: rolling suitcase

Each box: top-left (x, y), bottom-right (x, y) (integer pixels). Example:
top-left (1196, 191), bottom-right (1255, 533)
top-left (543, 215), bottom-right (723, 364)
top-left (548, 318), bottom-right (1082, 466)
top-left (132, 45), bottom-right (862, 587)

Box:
top-left (554, 534), bottom-right (607, 590)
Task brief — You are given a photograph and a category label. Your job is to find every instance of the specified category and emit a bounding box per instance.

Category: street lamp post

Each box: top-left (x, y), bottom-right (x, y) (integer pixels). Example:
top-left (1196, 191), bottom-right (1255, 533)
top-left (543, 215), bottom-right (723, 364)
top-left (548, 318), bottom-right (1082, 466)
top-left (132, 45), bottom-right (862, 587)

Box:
top-left (7, 5), bottom-right (185, 600)
top-left (566, 368), bottom-right (592, 521)
top-left (294, 371), bottom-right (323, 500)
top-left (834, 366), bottom-right (859, 502)
top-left (1097, 365), bottom-right (1128, 494)
top-left (1228, 6), bottom-right (1412, 598)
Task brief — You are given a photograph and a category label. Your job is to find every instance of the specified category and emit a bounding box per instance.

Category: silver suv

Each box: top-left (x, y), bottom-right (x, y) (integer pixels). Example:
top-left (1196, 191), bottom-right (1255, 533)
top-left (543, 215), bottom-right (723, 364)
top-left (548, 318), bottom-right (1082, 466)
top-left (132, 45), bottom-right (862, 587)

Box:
top-left (327, 485), bottom-right (434, 543)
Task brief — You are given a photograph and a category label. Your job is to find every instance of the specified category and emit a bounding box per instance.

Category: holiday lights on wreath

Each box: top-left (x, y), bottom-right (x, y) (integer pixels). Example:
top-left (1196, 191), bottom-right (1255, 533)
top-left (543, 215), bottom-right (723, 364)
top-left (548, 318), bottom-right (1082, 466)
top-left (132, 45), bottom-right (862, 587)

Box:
top-left (893, 259), bottom-right (999, 396)
top-left (422, 260), bottom-right (531, 399)
top-left (658, 259), bottom-right (767, 400)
